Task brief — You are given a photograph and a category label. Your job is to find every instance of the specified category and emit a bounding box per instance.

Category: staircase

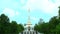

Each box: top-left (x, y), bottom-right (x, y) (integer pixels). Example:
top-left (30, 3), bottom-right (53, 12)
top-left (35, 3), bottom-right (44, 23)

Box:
top-left (19, 31), bottom-right (43, 34)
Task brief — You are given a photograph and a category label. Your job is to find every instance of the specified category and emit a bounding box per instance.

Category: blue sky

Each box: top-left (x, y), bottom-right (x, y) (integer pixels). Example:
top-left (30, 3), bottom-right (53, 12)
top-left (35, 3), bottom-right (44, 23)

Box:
top-left (0, 0), bottom-right (60, 25)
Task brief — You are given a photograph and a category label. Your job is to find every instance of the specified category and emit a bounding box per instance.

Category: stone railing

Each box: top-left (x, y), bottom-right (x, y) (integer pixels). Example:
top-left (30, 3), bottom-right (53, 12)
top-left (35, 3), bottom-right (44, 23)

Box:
top-left (19, 31), bottom-right (43, 34)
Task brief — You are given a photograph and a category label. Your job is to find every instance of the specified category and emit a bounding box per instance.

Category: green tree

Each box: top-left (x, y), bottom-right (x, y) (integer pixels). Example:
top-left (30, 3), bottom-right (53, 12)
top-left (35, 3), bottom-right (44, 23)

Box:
top-left (49, 16), bottom-right (59, 33)
top-left (55, 23), bottom-right (60, 34)
top-left (0, 14), bottom-right (24, 34)
top-left (10, 21), bottom-right (19, 34)
top-left (18, 24), bottom-right (24, 32)
top-left (0, 14), bottom-right (11, 34)
top-left (58, 6), bottom-right (60, 19)
top-left (34, 24), bottom-right (39, 31)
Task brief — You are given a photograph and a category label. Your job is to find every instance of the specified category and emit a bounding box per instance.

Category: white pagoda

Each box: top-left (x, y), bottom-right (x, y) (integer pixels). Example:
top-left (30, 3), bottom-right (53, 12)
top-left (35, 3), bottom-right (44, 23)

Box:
top-left (19, 8), bottom-right (41, 34)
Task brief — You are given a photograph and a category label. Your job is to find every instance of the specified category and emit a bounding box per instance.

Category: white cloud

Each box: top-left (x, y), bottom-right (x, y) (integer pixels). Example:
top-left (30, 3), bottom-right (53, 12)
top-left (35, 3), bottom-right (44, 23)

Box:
top-left (1, 8), bottom-right (19, 17)
top-left (15, 11), bottom-right (19, 15)
top-left (21, 0), bottom-right (60, 15)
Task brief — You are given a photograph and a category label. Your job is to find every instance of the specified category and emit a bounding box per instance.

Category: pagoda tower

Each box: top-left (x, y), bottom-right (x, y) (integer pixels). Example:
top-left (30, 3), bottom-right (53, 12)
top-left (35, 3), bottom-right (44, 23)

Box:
top-left (24, 8), bottom-right (32, 31)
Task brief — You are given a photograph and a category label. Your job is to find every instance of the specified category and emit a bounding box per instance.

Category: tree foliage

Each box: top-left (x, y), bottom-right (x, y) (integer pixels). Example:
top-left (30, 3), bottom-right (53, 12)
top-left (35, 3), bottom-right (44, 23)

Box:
top-left (34, 6), bottom-right (60, 34)
top-left (0, 14), bottom-right (24, 34)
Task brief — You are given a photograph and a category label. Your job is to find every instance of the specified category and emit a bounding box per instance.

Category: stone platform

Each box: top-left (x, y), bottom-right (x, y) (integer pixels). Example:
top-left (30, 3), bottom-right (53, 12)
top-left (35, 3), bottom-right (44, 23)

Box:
top-left (19, 30), bottom-right (43, 34)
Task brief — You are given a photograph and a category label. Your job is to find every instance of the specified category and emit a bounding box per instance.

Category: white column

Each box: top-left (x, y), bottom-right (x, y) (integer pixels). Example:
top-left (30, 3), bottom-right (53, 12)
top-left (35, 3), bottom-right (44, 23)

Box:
top-left (35, 31), bottom-right (36, 34)
top-left (32, 31), bottom-right (33, 34)
top-left (26, 31), bottom-right (27, 34)
top-left (23, 31), bottom-right (24, 34)
top-left (29, 31), bottom-right (30, 34)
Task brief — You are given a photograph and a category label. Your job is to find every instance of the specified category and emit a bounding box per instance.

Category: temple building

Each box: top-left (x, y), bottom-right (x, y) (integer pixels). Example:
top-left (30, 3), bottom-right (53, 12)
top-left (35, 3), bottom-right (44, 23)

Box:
top-left (19, 8), bottom-right (41, 34)
top-left (24, 8), bottom-right (33, 31)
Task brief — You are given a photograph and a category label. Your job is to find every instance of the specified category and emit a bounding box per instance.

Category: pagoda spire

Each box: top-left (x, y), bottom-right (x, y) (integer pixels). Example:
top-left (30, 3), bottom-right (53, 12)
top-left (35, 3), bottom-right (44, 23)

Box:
top-left (27, 8), bottom-right (32, 26)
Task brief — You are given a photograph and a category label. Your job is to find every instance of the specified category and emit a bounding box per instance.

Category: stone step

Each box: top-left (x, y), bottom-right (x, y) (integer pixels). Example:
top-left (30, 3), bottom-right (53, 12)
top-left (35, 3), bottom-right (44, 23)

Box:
top-left (19, 31), bottom-right (42, 34)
